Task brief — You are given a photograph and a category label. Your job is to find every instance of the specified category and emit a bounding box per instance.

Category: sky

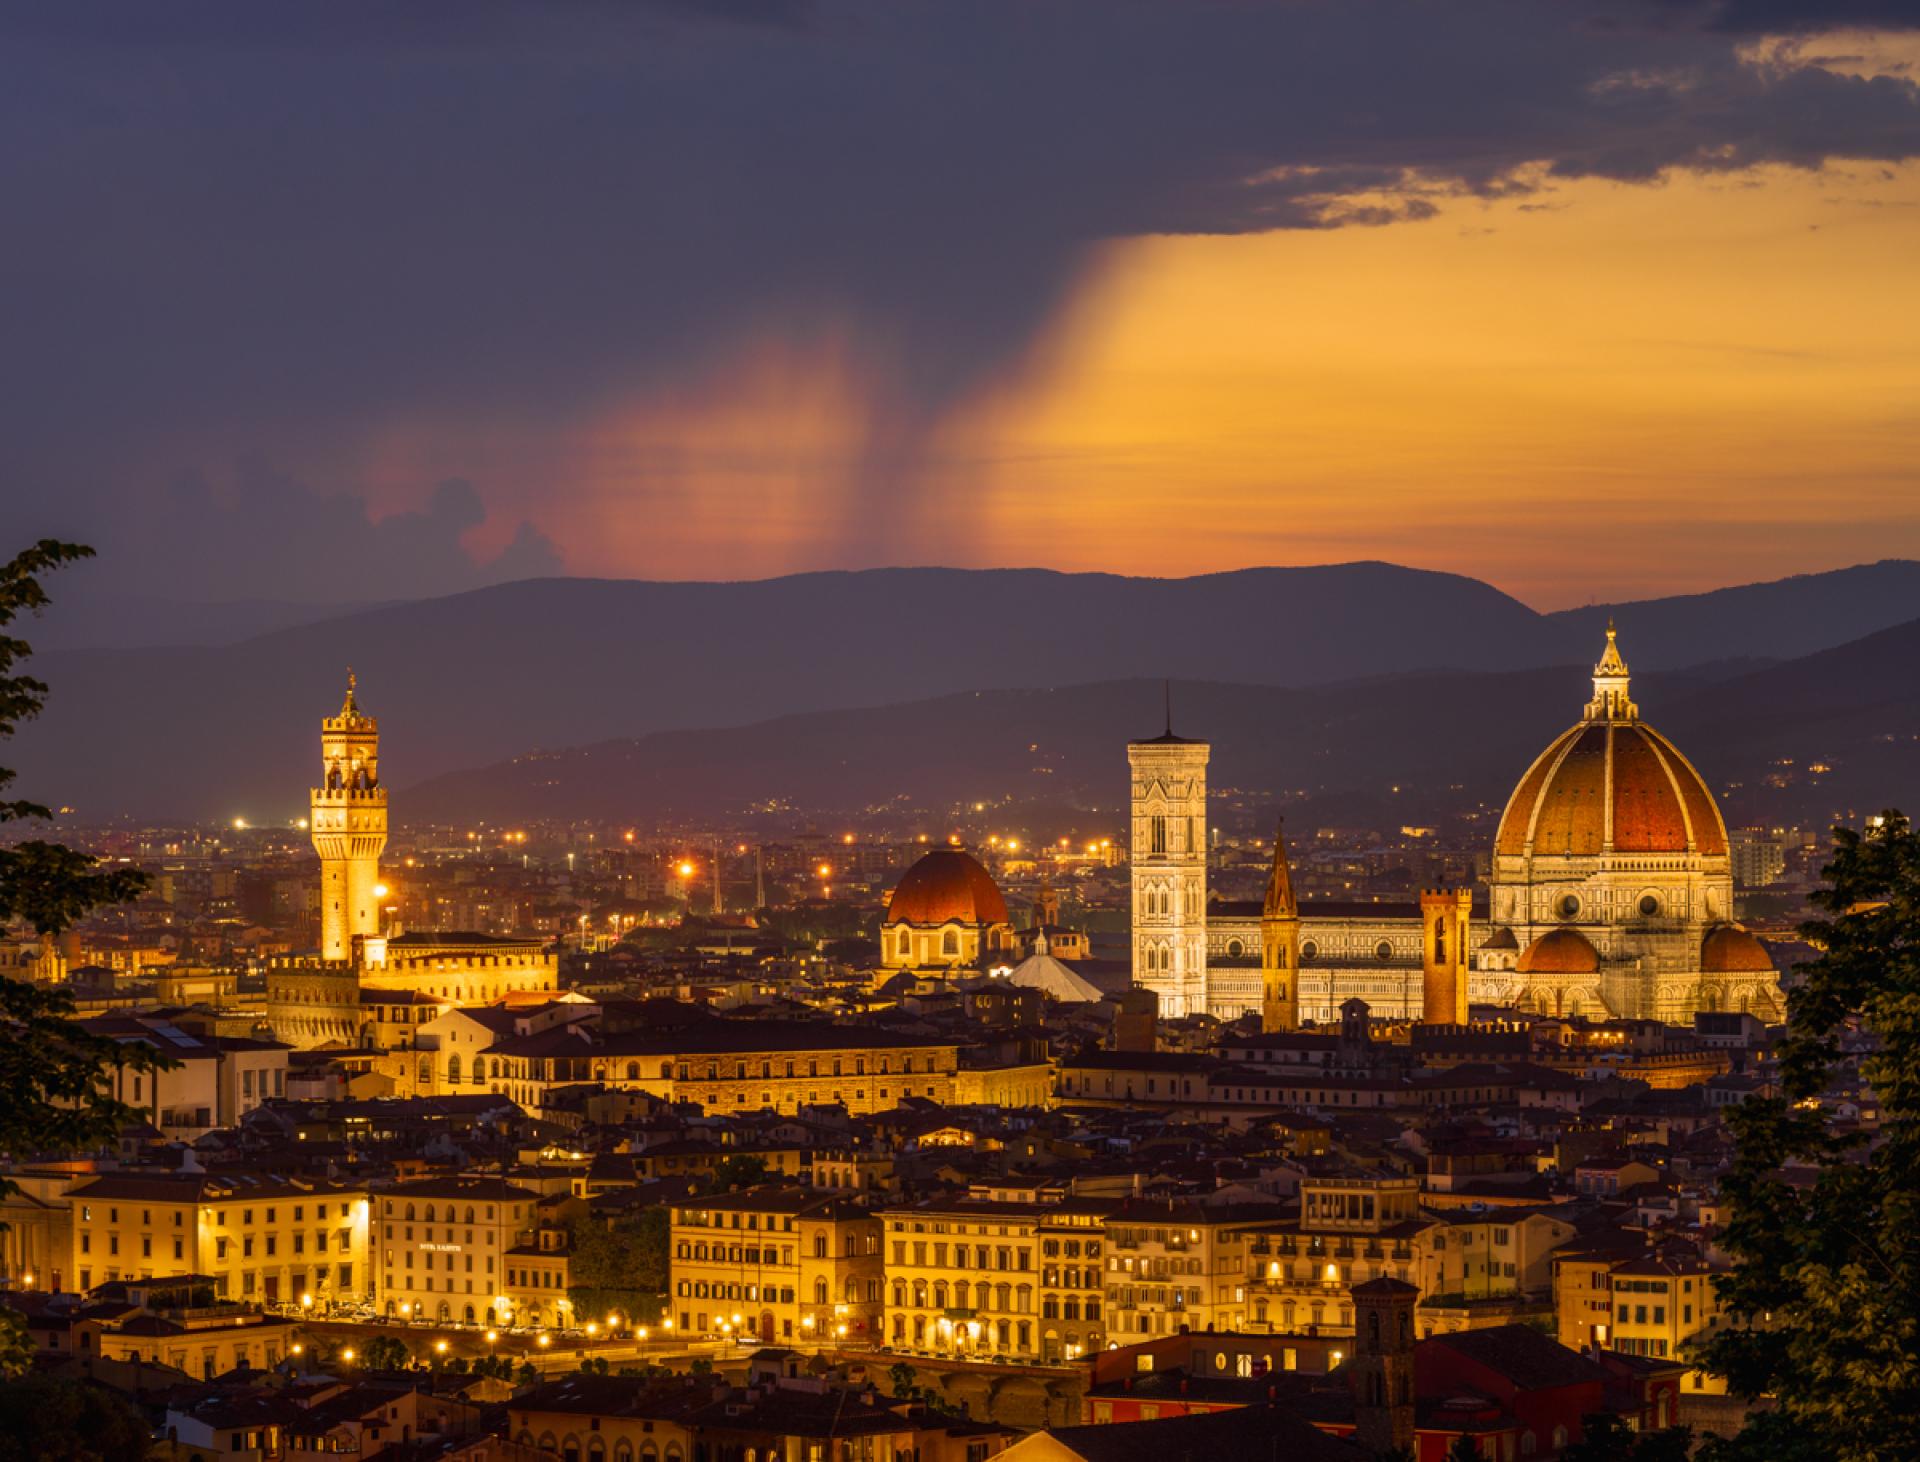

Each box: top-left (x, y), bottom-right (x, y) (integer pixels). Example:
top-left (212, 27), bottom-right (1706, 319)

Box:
top-left (4, 1), bottom-right (1919, 611)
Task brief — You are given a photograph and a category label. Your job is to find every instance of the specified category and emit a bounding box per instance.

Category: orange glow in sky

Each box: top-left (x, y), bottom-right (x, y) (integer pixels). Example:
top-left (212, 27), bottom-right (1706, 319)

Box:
top-left (368, 157), bottom-right (1920, 609)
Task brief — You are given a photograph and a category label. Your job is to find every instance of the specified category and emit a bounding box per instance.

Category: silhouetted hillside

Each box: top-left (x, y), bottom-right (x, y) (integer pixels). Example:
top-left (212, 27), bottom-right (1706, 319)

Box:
top-left (406, 622), bottom-right (1920, 828)
top-left (1547, 560), bottom-right (1920, 667)
top-left (15, 562), bottom-right (1917, 820)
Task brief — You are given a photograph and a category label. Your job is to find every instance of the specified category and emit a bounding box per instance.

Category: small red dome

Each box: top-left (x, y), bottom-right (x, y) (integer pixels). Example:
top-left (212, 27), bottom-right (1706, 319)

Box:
top-left (1702, 925), bottom-right (1774, 974)
top-left (884, 850), bottom-right (1009, 927)
top-left (1518, 927), bottom-right (1601, 975)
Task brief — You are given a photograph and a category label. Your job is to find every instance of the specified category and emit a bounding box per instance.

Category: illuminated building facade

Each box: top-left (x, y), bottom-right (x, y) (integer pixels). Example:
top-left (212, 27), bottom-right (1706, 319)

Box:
top-left (1128, 728), bottom-right (1210, 1017)
top-left (1138, 632), bottom-right (1781, 1025)
top-left (669, 1189), bottom-right (883, 1343)
top-left (67, 1173), bottom-right (371, 1308)
top-left (879, 848), bottom-right (1016, 972)
top-left (268, 679), bottom-right (557, 1050)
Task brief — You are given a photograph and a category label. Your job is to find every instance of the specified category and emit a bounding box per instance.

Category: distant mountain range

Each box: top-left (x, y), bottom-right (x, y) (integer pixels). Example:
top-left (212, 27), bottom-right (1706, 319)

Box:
top-left (14, 561), bottom-right (1919, 821)
top-left (406, 619), bottom-right (1920, 829)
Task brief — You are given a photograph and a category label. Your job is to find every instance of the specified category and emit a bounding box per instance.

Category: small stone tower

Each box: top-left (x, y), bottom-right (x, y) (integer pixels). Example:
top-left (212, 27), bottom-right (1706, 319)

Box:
top-left (1348, 1276), bottom-right (1418, 1456)
top-left (1128, 704), bottom-right (1210, 1018)
top-left (311, 672), bottom-right (387, 962)
top-left (1421, 887), bottom-right (1473, 1027)
top-left (1260, 816), bottom-right (1300, 1033)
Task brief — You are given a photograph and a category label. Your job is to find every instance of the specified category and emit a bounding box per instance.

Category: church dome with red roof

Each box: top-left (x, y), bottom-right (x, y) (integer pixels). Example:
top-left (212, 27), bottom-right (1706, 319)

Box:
top-left (883, 849), bottom-right (1009, 928)
top-left (1701, 924), bottom-right (1774, 974)
top-left (1495, 628), bottom-right (1727, 859)
top-left (1517, 927), bottom-right (1601, 976)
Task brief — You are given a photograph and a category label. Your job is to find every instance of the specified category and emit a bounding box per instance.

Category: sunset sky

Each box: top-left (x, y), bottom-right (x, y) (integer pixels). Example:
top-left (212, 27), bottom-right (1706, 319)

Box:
top-left (6, 3), bottom-right (1919, 611)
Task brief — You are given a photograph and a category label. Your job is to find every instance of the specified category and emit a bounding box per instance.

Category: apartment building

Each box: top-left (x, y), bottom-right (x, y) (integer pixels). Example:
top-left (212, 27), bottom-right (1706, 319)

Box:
top-left (1241, 1171), bottom-right (1427, 1336)
top-left (1602, 1253), bottom-right (1725, 1393)
top-left (670, 1188), bottom-right (883, 1344)
top-left (1038, 1200), bottom-right (1111, 1361)
top-left (375, 1176), bottom-right (545, 1327)
top-left (881, 1198), bottom-right (1046, 1360)
top-left (1102, 1198), bottom-right (1278, 1342)
top-left (66, 1172), bottom-right (370, 1306)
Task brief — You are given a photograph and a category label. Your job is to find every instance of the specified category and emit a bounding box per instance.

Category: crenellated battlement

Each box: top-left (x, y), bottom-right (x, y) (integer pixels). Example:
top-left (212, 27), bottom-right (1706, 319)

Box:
top-left (384, 951), bottom-right (558, 973)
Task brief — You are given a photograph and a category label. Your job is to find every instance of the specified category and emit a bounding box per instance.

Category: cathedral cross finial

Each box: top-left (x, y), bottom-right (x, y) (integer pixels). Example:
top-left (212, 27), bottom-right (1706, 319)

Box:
top-left (1587, 623), bottom-right (1635, 720)
top-left (343, 667), bottom-right (359, 716)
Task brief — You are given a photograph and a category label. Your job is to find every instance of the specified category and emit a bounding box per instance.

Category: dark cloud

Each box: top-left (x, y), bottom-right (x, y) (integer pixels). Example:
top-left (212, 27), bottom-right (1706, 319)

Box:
top-left (2, 0), bottom-right (1917, 581)
top-left (1682, 1), bottom-right (1920, 32)
top-left (101, 466), bottom-right (563, 602)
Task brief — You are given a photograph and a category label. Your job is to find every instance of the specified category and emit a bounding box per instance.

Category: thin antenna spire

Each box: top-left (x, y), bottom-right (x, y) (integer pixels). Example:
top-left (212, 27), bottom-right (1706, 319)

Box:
top-left (1164, 678), bottom-right (1172, 737)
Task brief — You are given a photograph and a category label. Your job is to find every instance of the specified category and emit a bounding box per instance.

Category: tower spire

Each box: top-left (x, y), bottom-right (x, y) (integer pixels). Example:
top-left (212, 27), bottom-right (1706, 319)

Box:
top-left (342, 667), bottom-right (359, 717)
top-left (1260, 813), bottom-right (1300, 1032)
top-left (1164, 678), bottom-right (1172, 737)
top-left (1263, 815), bottom-right (1297, 919)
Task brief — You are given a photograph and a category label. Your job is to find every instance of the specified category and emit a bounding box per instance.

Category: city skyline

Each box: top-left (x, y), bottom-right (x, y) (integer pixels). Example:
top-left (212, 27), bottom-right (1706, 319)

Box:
top-left (3, 8), bottom-right (1918, 1455)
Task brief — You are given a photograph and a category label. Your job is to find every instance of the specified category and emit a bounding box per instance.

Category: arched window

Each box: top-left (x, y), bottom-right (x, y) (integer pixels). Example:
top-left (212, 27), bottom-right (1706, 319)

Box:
top-left (447, 1055), bottom-right (462, 1085)
top-left (814, 1278), bottom-right (828, 1304)
top-left (941, 928), bottom-right (959, 957)
top-left (424, 1204), bottom-right (437, 1223)
top-left (627, 1062), bottom-right (641, 1081)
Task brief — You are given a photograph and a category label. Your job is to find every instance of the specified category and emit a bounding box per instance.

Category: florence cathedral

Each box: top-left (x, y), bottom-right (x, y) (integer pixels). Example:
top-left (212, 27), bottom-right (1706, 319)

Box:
top-left (1133, 629), bottom-right (1783, 1027)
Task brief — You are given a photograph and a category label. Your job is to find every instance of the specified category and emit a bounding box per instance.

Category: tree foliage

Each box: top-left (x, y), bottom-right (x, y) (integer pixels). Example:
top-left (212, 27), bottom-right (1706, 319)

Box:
top-left (567, 1207), bottom-right (670, 1325)
top-left (1561, 1414), bottom-right (1691, 1462)
top-left (703, 1154), bottom-right (769, 1193)
top-left (357, 1334), bottom-right (411, 1371)
top-left (0, 542), bottom-right (167, 1200)
top-left (0, 1374), bottom-right (153, 1461)
top-left (1699, 811), bottom-right (1920, 1461)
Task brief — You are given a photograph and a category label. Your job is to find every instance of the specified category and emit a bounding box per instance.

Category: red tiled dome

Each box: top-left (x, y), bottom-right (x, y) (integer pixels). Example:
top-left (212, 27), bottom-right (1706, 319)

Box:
top-left (883, 850), bottom-right (1009, 927)
top-left (1518, 927), bottom-right (1602, 975)
top-left (1496, 721), bottom-right (1727, 859)
top-left (1701, 925), bottom-right (1774, 974)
